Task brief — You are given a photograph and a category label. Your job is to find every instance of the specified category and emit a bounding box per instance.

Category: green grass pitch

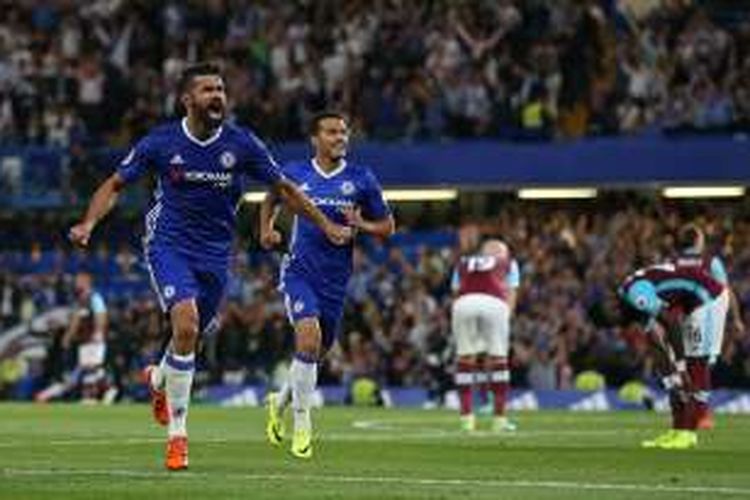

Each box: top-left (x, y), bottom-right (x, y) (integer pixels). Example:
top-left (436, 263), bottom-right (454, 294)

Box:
top-left (1, 403), bottom-right (749, 499)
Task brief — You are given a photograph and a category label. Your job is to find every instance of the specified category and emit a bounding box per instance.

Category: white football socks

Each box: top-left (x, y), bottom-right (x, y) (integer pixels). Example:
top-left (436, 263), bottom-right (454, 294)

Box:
top-left (150, 352), bottom-right (168, 390)
top-left (164, 352), bottom-right (195, 437)
top-left (290, 353), bottom-right (317, 433)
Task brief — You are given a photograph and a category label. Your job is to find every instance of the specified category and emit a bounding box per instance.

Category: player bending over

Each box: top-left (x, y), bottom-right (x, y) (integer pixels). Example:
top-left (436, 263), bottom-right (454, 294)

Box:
top-left (260, 111), bottom-right (395, 459)
top-left (69, 63), bottom-right (351, 470)
top-left (451, 239), bottom-right (519, 432)
top-left (619, 262), bottom-right (725, 450)
top-left (672, 224), bottom-right (743, 429)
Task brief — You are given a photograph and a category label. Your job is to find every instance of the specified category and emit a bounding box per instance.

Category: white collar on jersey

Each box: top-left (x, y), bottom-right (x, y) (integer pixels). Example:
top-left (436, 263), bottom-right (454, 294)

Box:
top-left (181, 117), bottom-right (223, 147)
top-left (312, 158), bottom-right (347, 179)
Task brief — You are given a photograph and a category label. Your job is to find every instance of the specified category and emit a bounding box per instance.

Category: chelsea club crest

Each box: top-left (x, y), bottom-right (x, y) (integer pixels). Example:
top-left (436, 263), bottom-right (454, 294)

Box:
top-left (220, 151), bottom-right (236, 169)
top-left (340, 181), bottom-right (355, 196)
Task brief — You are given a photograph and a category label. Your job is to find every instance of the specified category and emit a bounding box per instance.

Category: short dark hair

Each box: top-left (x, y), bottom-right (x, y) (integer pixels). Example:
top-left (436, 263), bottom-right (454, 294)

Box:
top-left (309, 111), bottom-right (347, 136)
top-left (678, 224), bottom-right (702, 251)
top-left (177, 62), bottom-right (222, 95)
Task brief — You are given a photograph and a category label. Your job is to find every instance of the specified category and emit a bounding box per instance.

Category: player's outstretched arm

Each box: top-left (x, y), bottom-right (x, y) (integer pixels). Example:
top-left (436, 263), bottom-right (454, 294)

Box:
top-left (272, 178), bottom-right (352, 246)
top-left (259, 191), bottom-right (283, 250)
top-left (69, 173), bottom-right (127, 248)
top-left (342, 206), bottom-right (395, 239)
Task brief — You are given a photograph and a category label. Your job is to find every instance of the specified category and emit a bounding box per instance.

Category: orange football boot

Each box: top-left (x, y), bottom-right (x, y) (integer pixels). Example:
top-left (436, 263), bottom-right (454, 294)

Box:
top-left (165, 436), bottom-right (189, 471)
top-left (143, 366), bottom-right (169, 426)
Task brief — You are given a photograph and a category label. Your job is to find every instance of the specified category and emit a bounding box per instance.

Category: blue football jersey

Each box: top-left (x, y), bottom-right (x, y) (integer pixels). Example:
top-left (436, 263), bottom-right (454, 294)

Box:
top-left (118, 118), bottom-right (282, 266)
top-left (281, 159), bottom-right (391, 297)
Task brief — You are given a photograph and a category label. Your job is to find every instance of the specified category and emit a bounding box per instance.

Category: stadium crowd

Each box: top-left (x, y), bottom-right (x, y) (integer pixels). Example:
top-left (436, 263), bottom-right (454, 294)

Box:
top-left (1, 198), bottom-right (749, 401)
top-left (1, 0), bottom-right (750, 147)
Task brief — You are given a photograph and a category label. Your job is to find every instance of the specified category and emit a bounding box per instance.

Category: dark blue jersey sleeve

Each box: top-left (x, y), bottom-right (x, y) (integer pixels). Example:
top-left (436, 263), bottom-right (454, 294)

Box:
top-left (242, 129), bottom-right (283, 186)
top-left (279, 162), bottom-right (302, 184)
top-left (117, 135), bottom-right (155, 183)
top-left (360, 168), bottom-right (391, 220)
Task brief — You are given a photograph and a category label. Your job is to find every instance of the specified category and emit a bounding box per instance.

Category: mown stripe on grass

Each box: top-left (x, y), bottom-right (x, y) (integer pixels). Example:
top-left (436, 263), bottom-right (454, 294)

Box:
top-left (3, 468), bottom-right (750, 497)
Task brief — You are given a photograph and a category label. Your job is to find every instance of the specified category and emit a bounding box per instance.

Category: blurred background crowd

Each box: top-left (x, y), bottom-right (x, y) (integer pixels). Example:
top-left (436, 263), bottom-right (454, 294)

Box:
top-left (1, 0), bottom-right (749, 402)
top-left (1, 0), bottom-right (750, 147)
top-left (1, 197), bottom-right (749, 401)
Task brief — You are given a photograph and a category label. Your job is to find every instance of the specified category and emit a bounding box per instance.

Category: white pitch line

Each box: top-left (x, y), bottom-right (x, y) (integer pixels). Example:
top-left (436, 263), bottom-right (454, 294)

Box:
top-left (0, 427), bottom-right (638, 449)
top-left (350, 419), bottom-right (636, 436)
top-left (2, 468), bottom-right (750, 497)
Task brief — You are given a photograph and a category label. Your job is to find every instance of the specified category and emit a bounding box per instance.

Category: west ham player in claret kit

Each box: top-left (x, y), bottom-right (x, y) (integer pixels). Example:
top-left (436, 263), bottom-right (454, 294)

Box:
top-left (671, 224), bottom-right (743, 430)
top-left (619, 261), bottom-right (726, 450)
top-left (260, 111), bottom-right (395, 459)
top-left (68, 63), bottom-right (351, 470)
top-left (451, 239), bottom-right (520, 433)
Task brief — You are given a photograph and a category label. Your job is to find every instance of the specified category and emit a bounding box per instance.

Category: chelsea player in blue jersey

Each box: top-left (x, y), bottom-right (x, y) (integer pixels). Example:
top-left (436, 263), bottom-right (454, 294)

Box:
top-left (69, 64), bottom-right (351, 470)
top-left (260, 112), bottom-right (395, 458)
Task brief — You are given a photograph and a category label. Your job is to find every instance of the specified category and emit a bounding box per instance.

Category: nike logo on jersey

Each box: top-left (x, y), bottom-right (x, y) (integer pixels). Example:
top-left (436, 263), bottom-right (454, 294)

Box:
top-left (170, 154), bottom-right (185, 165)
top-left (299, 183), bottom-right (311, 191)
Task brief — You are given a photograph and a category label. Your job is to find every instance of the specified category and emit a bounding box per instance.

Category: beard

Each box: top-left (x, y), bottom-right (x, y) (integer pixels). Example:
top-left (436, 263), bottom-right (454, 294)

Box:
top-left (330, 143), bottom-right (347, 162)
top-left (198, 100), bottom-right (226, 129)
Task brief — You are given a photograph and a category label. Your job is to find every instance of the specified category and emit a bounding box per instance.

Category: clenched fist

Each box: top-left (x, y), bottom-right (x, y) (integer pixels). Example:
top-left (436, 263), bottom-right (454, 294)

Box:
top-left (69, 221), bottom-right (94, 248)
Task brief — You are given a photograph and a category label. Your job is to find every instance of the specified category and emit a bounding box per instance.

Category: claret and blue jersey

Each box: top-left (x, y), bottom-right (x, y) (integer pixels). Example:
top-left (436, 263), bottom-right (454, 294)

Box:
top-left (279, 158), bottom-right (391, 349)
top-left (118, 118), bottom-right (282, 332)
top-left (619, 263), bottom-right (725, 324)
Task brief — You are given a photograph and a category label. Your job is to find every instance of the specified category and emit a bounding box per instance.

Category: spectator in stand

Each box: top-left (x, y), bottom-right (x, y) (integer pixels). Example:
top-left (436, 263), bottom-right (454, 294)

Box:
top-left (2, 1), bottom-right (749, 147)
top-left (1, 199), bottom-right (750, 400)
